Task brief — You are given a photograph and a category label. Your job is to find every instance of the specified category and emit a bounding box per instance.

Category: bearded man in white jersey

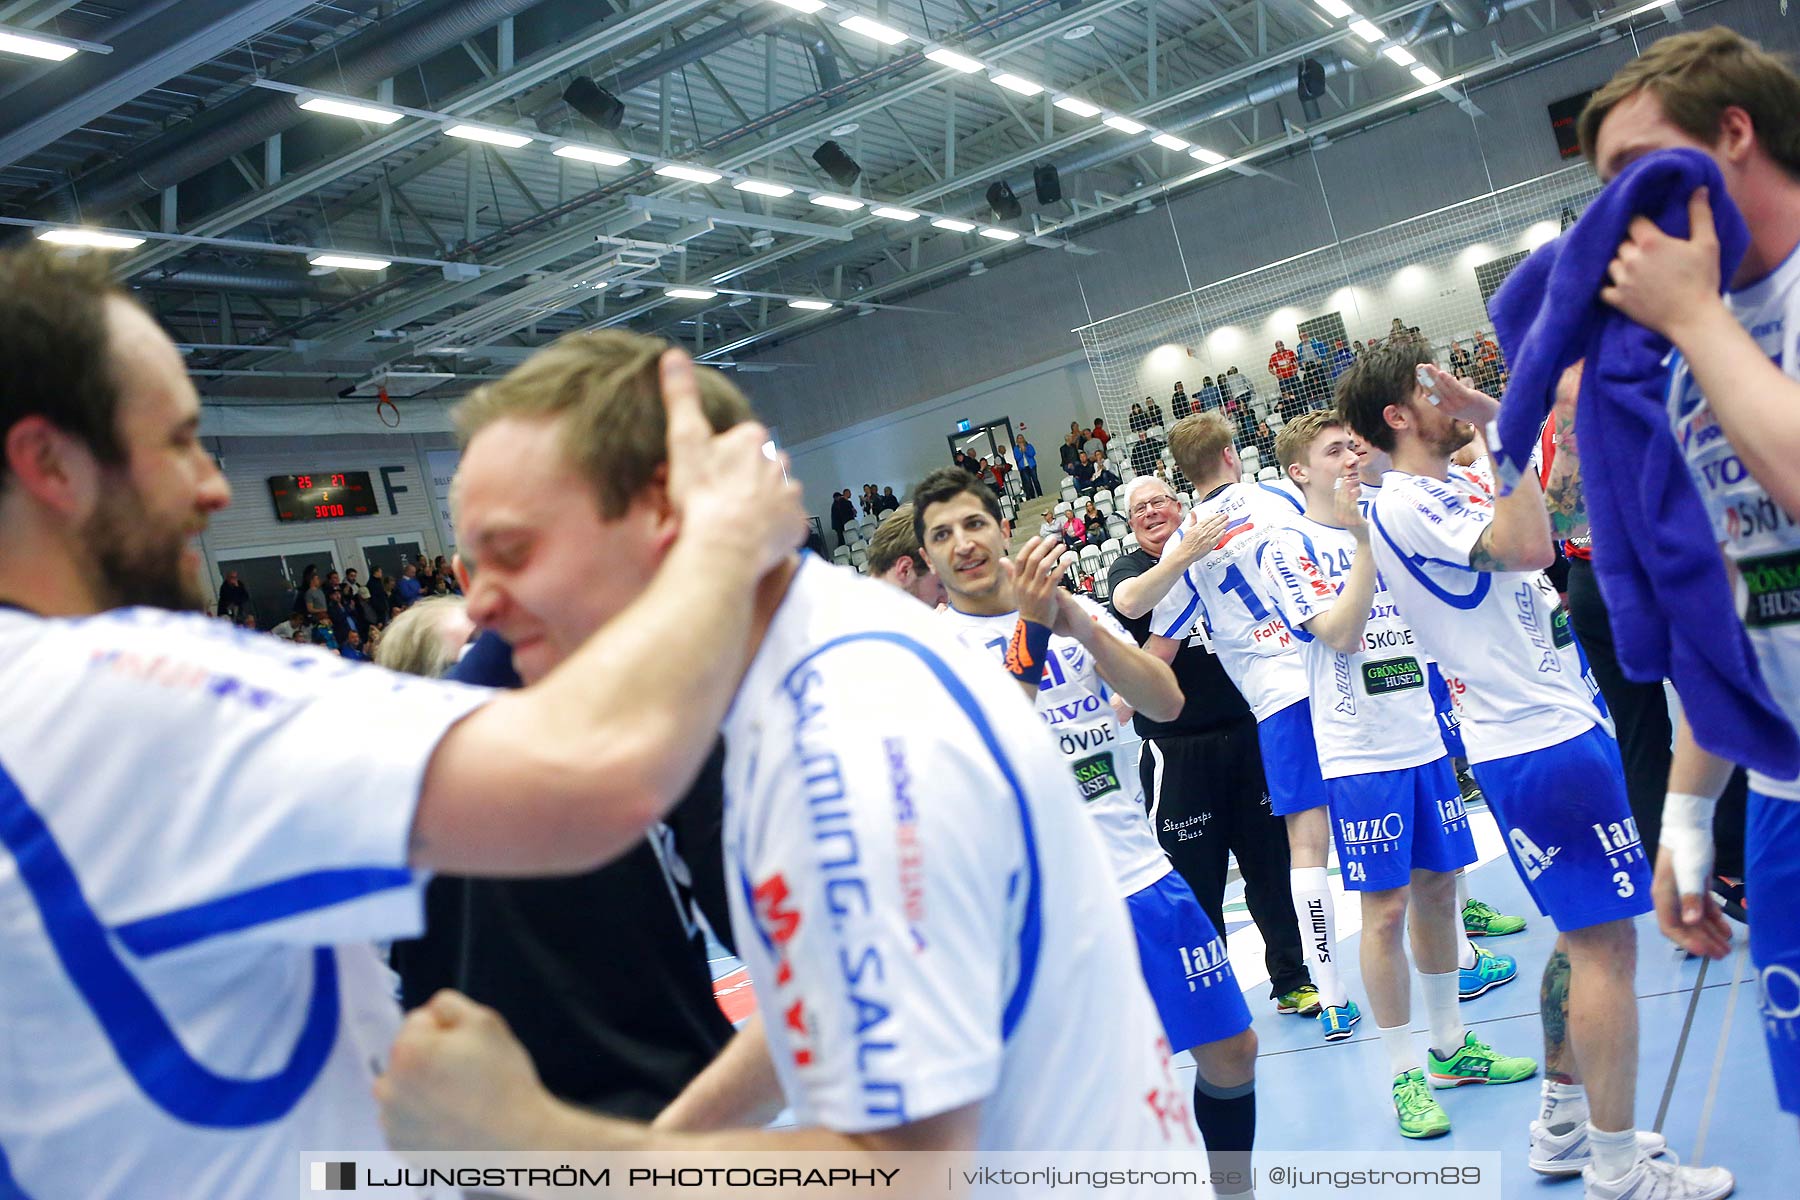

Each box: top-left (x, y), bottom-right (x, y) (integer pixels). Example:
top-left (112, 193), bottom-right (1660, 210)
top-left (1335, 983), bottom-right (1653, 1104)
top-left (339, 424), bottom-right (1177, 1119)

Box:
top-left (1338, 345), bottom-right (1731, 1200)
top-left (1582, 27), bottom-right (1800, 1134)
top-left (912, 467), bottom-right (1260, 1191)
top-left (376, 332), bottom-right (1203, 1182)
top-left (1258, 412), bottom-right (1538, 1140)
top-left (0, 246), bottom-right (803, 1198)
top-left (1134, 410), bottom-right (1363, 1042)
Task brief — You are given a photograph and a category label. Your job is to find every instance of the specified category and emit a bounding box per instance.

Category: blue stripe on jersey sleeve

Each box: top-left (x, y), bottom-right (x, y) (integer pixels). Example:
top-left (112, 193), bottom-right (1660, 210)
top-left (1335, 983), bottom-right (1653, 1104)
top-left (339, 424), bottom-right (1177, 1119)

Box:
top-left (113, 866), bottom-right (416, 957)
top-left (1259, 482), bottom-right (1303, 512)
top-left (1152, 575), bottom-right (1203, 641)
top-left (778, 632), bottom-right (1042, 1040)
top-left (1370, 503), bottom-right (1493, 611)
top-left (0, 762), bottom-right (339, 1128)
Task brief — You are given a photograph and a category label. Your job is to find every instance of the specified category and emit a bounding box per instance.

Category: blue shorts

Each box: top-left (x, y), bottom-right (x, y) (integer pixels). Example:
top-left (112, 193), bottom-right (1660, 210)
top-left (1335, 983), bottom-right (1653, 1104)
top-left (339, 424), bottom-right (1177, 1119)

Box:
top-left (1427, 664), bottom-right (1467, 760)
top-left (1258, 699), bottom-right (1331, 816)
top-left (1747, 788), bottom-right (1800, 1116)
top-left (1470, 726), bottom-right (1652, 931)
top-left (1126, 870), bottom-right (1254, 1052)
top-left (1325, 757), bottom-right (1478, 892)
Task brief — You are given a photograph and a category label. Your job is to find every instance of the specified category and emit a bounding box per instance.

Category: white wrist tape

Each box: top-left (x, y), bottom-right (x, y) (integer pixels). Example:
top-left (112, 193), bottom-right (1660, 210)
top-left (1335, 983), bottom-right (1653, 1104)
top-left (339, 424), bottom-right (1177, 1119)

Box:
top-left (1663, 791), bottom-right (1719, 898)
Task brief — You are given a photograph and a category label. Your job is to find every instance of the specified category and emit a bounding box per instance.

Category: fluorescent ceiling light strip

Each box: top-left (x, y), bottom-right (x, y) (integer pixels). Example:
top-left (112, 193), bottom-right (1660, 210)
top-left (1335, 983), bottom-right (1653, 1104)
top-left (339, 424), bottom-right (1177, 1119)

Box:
top-left (667, 287), bottom-right (718, 300)
top-left (810, 194), bottom-right (865, 210)
top-left (789, 299), bottom-right (833, 310)
top-left (1349, 19), bottom-right (1384, 42)
top-left (1152, 133), bottom-right (1190, 151)
top-left (1314, 0), bottom-right (1354, 17)
top-left (0, 29), bottom-right (78, 60)
top-left (991, 73), bottom-right (1043, 96)
top-left (734, 179), bottom-right (795, 197)
top-left (1103, 115), bottom-right (1146, 134)
top-left (36, 228), bottom-right (144, 249)
top-left (768, 0), bottom-right (826, 11)
top-left (931, 217), bottom-right (977, 232)
top-left (1384, 45), bottom-right (1417, 65)
top-left (1189, 147), bottom-right (1228, 165)
top-left (979, 227), bottom-right (1021, 241)
top-left (299, 96), bottom-right (404, 124)
top-left (1411, 65), bottom-right (1442, 84)
top-left (445, 123), bottom-right (533, 148)
top-left (1053, 96), bottom-right (1101, 118)
top-left (655, 163), bottom-right (723, 183)
top-left (838, 16), bottom-right (908, 45)
top-left (309, 254), bottom-right (391, 271)
top-left (554, 144), bottom-right (631, 166)
top-left (871, 206), bottom-right (921, 221)
top-left (925, 47), bottom-right (985, 73)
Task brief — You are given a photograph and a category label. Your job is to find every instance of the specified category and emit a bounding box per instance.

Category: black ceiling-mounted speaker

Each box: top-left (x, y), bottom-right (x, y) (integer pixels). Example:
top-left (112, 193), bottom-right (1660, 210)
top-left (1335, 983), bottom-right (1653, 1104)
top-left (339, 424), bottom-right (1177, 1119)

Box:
top-left (812, 140), bottom-right (862, 187)
top-left (1033, 163), bottom-right (1062, 205)
top-left (1296, 57), bottom-right (1326, 123)
top-left (563, 78), bottom-right (625, 130)
top-left (986, 180), bottom-right (1023, 221)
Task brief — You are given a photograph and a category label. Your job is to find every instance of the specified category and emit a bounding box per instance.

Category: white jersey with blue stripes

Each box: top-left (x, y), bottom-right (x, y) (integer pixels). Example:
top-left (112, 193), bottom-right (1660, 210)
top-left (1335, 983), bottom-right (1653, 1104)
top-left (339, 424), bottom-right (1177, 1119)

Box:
top-left (1258, 517), bottom-right (1444, 779)
top-left (1148, 481), bottom-right (1309, 721)
top-left (719, 557), bottom-right (1199, 1159)
top-left (1368, 472), bottom-right (1598, 763)
top-left (940, 596), bottom-right (1173, 897)
top-left (0, 606), bottom-right (491, 1198)
top-left (1668, 243), bottom-right (1800, 800)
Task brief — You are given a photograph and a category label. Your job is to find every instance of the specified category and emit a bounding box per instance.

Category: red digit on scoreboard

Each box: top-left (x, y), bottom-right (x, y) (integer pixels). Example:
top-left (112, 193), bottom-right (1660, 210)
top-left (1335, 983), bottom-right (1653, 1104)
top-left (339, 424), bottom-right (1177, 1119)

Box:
top-left (297, 474), bottom-right (312, 489)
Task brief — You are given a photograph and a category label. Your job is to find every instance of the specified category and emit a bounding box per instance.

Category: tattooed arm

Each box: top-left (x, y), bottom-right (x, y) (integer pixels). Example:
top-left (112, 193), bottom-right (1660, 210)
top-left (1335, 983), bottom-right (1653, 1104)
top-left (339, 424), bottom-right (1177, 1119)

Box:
top-left (1543, 363), bottom-right (1588, 541)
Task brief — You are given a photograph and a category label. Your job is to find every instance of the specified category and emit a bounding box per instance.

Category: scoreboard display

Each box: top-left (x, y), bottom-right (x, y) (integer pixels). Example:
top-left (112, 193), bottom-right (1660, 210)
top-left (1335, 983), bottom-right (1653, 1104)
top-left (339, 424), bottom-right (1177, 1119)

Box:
top-left (267, 472), bottom-right (379, 522)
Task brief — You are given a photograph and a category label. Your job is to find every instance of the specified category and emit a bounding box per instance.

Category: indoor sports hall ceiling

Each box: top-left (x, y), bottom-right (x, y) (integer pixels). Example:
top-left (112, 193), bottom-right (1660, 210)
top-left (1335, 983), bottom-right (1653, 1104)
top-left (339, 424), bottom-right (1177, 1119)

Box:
top-left (0, 0), bottom-right (1707, 401)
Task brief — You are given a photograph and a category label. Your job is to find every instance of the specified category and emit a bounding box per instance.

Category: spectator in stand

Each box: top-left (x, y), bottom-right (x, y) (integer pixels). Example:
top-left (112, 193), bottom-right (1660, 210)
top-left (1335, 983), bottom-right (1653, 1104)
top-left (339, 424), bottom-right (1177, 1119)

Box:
top-left (1330, 339), bottom-right (1357, 381)
top-left (1069, 419), bottom-right (1090, 445)
top-left (988, 453), bottom-right (1011, 496)
top-left (1449, 340), bottom-right (1475, 378)
top-left (1146, 397), bottom-right (1165, 428)
top-left (1278, 387), bottom-right (1311, 425)
top-left (1014, 433), bottom-right (1042, 500)
top-left (1267, 339), bottom-right (1300, 391)
top-left (238, 612), bottom-right (258, 632)
top-left (1252, 419), bottom-right (1278, 464)
top-left (1171, 382), bottom-right (1190, 418)
top-left (365, 565), bottom-right (391, 627)
top-left (1196, 376), bottom-right (1222, 412)
top-left (1130, 401), bottom-right (1153, 433)
top-left (1081, 498), bottom-right (1106, 546)
top-left (1131, 429), bottom-right (1164, 476)
top-left (1060, 432), bottom-right (1083, 475)
top-left (1352, 339), bottom-right (1368, 356)
top-left (874, 485), bottom-right (901, 516)
top-left (324, 586), bottom-right (354, 647)
top-left (295, 564), bottom-right (325, 621)
top-left (1091, 454), bottom-right (1123, 494)
top-left (1091, 416), bottom-right (1112, 449)
top-left (1061, 507), bottom-right (1088, 550)
top-left (270, 613), bottom-right (300, 640)
top-left (216, 569), bottom-right (251, 622)
top-left (1387, 317), bottom-right (1408, 345)
top-left (396, 561), bottom-right (424, 609)
top-left (829, 487), bottom-right (857, 546)
top-left (340, 628), bottom-right (370, 662)
top-left (1472, 329), bottom-right (1503, 393)
top-left (1227, 365), bottom-right (1255, 406)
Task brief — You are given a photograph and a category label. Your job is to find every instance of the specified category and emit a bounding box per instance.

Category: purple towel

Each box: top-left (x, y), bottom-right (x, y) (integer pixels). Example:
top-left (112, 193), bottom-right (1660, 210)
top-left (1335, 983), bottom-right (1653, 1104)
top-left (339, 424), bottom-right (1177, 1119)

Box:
top-left (1489, 147), bottom-right (1798, 780)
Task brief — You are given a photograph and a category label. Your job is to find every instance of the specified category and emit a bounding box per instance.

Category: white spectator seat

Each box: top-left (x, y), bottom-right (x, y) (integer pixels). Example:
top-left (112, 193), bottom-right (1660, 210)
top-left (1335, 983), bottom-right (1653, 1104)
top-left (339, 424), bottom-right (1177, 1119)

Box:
top-left (1078, 543), bottom-right (1103, 576)
top-left (832, 546), bottom-right (852, 564)
top-left (1122, 532), bottom-right (1140, 555)
top-left (1257, 465), bottom-right (1280, 482)
top-left (1000, 497), bottom-right (1015, 520)
top-left (1099, 537), bottom-right (1124, 570)
top-left (1113, 483), bottom-right (1133, 506)
top-left (851, 548), bottom-right (869, 570)
top-left (1060, 478), bottom-right (1078, 503)
top-left (1095, 492), bottom-right (1114, 516)
top-left (1092, 572), bottom-right (1112, 603)
top-left (1106, 514), bottom-right (1129, 541)
top-left (859, 519), bottom-right (876, 539)
top-left (1119, 464), bottom-right (1137, 483)
top-left (1054, 500), bottom-right (1072, 517)
top-left (1148, 425), bottom-right (1165, 441)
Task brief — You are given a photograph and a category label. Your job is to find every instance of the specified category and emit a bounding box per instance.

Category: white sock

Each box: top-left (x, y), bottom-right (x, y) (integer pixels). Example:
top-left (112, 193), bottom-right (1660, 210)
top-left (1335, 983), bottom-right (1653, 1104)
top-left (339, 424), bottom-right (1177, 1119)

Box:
top-left (1587, 1124), bottom-right (1639, 1183)
top-left (1455, 872), bottom-right (1470, 909)
top-left (1458, 937), bottom-right (1478, 970)
top-left (1378, 1021), bottom-right (1419, 1079)
top-left (1291, 866), bottom-right (1347, 1007)
top-left (1539, 1080), bottom-right (1589, 1130)
top-left (1420, 969), bottom-right (1466, 1058)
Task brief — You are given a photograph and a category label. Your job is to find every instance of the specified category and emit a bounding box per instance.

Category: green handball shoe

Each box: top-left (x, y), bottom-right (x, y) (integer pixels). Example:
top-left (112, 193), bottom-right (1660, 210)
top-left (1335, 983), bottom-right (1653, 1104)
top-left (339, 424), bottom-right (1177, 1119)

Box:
top-left (1427, 1032), bottom-right (1539, 1089)
top-left (1393, 1068), bottom-right (1452, 1138)
top-left (1462, 897), bottom-right (1527, 937)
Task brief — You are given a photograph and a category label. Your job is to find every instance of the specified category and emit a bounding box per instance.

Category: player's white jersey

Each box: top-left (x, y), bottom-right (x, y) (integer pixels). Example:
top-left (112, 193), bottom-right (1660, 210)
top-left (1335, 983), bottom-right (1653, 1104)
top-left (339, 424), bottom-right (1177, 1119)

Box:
top-left (1148, 482), bottom-right (1309, 720)
top-left (1258, 518), bottom-right (1443, 778)
top-left (0, 606), bottom-right (491, 1198)
top-left (1368, 472), bottom-right (1598, 763)
top-left (940, 596), bottom-right (1172, 897)
top-left (720, 557), bottom-right (1201, 1163)
top-left (1669, 244), bottom-right (1800, 800)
